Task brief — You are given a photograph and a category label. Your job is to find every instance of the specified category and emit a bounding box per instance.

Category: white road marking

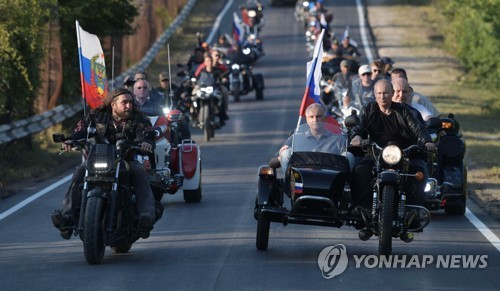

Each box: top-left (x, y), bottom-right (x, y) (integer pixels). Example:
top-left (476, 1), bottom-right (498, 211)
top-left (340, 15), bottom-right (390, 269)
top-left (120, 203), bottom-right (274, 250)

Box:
top-left (0, 174), bottom-right (72, 221)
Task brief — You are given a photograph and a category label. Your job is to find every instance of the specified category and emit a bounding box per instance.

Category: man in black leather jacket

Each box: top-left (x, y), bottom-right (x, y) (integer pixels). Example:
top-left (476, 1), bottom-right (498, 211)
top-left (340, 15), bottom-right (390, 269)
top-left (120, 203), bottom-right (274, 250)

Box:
top-left (350, 79), bottom-right (435, 212)
top-left (51, 88), bottom-right (158, 239)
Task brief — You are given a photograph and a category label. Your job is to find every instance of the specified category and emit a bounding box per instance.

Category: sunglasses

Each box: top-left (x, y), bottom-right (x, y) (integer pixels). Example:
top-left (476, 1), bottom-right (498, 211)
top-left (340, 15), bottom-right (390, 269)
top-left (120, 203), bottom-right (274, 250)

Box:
top-left (161, 79), bottom-right (169, 82)
top-left (362, 73), bottom-right (372, 76)
top-left (372, 69), bottom-right (379, 73)
top-left (136, 86), bottom-right (148, 90)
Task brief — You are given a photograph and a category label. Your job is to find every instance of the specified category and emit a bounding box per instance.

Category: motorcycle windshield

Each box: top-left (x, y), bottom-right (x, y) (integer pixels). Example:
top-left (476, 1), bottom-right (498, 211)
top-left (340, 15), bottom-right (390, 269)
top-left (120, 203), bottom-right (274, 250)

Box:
top-left (141, 102), bottom-right (164, 117)
top-left (291, 122), bottom-right (347, 154)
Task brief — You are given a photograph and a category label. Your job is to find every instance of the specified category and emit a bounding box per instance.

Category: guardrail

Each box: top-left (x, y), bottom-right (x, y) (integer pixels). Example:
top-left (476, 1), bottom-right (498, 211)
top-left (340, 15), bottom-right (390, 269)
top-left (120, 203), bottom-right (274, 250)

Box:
top-left (0, 0), bottom-right (198, 145)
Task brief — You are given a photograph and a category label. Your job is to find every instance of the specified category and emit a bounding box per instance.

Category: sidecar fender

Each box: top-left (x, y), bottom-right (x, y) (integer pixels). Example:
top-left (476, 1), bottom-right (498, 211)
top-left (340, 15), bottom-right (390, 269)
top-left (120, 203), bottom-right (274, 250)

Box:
top-left (256, 165), bottom-right (276, 205)
top-left (179, 141), bottom-right (201, 190)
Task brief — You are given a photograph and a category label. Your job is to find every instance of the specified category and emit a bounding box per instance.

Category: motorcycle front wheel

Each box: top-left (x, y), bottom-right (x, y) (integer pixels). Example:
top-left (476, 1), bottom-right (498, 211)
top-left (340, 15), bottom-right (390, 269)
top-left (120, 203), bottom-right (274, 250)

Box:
top-left (83, 196), bottom-right (106, 264)
top-left (379, 185), bottom-right (395, 256)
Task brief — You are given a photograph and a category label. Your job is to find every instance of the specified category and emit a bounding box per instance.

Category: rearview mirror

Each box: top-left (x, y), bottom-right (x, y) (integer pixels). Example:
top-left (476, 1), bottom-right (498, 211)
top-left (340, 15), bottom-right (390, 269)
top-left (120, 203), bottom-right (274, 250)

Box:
top-left (52, 133), bottom-right (66, 143)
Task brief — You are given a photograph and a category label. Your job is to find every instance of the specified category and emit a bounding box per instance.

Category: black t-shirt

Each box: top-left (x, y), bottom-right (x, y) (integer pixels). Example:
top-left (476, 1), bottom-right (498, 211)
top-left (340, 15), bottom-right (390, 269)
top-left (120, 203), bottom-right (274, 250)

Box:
top-left (372, 111), bottom-right (405, 148)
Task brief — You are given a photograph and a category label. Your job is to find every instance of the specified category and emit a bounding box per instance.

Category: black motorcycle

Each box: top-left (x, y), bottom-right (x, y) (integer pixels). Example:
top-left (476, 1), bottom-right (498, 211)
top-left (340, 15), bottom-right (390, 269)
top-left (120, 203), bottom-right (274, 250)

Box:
top-left (424, 114), bottom-right (467, 215)
top-left (52, 131), bottom-right (161, 264)
top-left (225, 59), bottom-right (264, 102)
top-left (254, 120), bottom-right (431, 256)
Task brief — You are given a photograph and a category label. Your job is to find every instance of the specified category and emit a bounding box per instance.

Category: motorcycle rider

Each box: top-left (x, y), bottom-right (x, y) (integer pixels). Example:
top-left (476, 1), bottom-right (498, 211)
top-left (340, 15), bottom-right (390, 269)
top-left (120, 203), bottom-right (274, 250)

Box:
top-left (51, 88), bottom-right (158, 239)
top-left (390, 68), bottom-right (440, 117)
top-left (350, 80), bottom-right (435, 218)
top-left (194, 54), bottom-right (230, 124)
top-left (276, 103), bottom-right (350, 175)
top-left (349, 64), bottom-right (375, 110)
top-left (332, 59), bottom-right (356, 101)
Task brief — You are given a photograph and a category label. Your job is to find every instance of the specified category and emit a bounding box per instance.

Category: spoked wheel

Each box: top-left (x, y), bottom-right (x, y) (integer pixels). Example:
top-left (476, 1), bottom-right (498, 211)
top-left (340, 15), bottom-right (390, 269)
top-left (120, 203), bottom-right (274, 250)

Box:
top-left (379, 186), bottom-right (395, 256)
top-left (83, 196), bottom-right (106, 265)
top-left (111, 244), bottom-right (132, 253)
top-left (256, 210), bottom-right (270, 250)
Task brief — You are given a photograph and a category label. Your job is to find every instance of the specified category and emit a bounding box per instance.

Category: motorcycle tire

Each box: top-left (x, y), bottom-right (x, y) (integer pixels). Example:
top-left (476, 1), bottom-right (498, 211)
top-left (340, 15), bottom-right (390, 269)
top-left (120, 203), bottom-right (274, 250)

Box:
top-left (111, 244), bottom-right (132, 253)
top-left (379, 186), bottom-right (395, 256)
top-left (83, 196), bottom-right (106, 265)
top-left (184, 175), bottom-right (202, 203)
top-left (200, 105), bottom-right (211, 142)
top-left (233, 87), bottom-right (241, 102)
top-left (256, 210), bottom-right (270, 250)
top-left (445, 197), bottom-right (466, 215)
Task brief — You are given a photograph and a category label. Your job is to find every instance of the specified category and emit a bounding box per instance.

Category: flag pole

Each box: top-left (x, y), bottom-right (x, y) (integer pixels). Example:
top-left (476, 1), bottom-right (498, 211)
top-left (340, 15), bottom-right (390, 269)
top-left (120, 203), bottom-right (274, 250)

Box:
top-left (167, 43), bottom-right (173, 109)
top-left (111, 46), bottom-right (115, 92)
top-left (296, 29), bottom-right (325, 130)
top-left (75, 20), bottom-right (87, 117)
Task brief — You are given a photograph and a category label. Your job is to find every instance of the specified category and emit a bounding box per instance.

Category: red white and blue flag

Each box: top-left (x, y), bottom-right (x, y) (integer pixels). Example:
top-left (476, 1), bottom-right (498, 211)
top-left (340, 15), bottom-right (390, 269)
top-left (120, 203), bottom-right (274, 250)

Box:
top-left (232, 12), bottom-right (245, 46)
top-left (297, 29), bottom-right (340, 129)
top-left (76, 20), bottom-right (108, 109)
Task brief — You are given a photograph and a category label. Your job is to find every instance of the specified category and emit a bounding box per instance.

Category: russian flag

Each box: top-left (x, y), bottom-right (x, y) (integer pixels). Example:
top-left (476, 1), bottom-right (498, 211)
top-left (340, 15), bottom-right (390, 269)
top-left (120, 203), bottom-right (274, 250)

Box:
top-left (232, 12), bottom-right (245, 46)
top-left (294, 182), bottom-right (303, 194)
top-left (298, 29), bottom-right (340, 129)
top-left (76, 20), bottom-right (108, 109)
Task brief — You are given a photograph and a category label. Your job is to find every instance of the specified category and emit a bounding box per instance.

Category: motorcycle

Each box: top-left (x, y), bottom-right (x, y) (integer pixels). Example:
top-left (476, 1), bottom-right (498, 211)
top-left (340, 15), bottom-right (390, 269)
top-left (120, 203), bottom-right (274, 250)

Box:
top-left (191, 83), bottom-right (221, 142)
top-left (224, 58), bottom-right (264, 102)
top-left (52, 131), bottom-right (161, 264)
top-left (424, 114), bottom-right (467, 215)
top-left (241, 0), bottom-right (264, 32)
top-left (254, 119), bottom-right (431, 256)
top-left (295, 1), bottom-right (314, 29)
top-left (139, 102), bottom-right (202, 203)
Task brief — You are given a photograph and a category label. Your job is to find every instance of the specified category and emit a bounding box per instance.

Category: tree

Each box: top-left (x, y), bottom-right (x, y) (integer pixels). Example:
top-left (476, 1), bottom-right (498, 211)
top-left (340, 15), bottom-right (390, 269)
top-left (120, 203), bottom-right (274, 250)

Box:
top-left (56, 0), bottom-right (139, 105)
top-left (0, 0), bottom-right (52, 124)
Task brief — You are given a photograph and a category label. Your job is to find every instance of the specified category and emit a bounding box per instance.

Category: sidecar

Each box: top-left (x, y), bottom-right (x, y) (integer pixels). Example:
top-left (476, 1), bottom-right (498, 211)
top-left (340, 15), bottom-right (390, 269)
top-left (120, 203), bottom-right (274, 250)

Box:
top-left (424, 114), bottom-right (467, 215)
top-left (254, 122), bottom-right (354, 250)
top-left (255, 152), bottom-right (352, 250)
top-left (141, 104), bottom-right (202, 203)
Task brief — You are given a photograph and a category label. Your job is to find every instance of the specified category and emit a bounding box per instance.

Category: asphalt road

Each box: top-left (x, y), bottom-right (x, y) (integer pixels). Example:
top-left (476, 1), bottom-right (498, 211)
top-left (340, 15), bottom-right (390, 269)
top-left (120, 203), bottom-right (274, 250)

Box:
top-left (0, 0), bottom-right (498, 290)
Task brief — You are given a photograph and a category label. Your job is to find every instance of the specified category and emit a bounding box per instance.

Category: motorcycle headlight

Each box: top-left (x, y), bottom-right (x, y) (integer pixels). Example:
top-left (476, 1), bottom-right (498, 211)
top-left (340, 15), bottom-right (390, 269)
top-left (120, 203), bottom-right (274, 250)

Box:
top-left (163, 107), bottom-right (170, 116)
top-left (424, 178), bottom-right (438, 195)
top-left (303, 1), bottom-right (310, 7)
top-left (87, 144), bottom-right (115, 174)
top-left (248, 10), bottom-right (257, 18)
top-left (242, 47), bottom-right (251, 55)
top-left (381, 145), bottom-right (402, 165)
top-left (231, 63), bottom-right (240, 70)
top-left (202, 86), bottom-right (214, 94)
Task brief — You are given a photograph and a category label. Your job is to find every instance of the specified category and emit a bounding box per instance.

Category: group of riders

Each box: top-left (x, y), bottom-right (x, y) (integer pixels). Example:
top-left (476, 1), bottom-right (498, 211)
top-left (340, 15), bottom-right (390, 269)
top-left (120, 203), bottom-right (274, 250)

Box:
top-left (50, 0), bottom-right (456, 242)
top-left (50, 0), bottom-right (266, 240)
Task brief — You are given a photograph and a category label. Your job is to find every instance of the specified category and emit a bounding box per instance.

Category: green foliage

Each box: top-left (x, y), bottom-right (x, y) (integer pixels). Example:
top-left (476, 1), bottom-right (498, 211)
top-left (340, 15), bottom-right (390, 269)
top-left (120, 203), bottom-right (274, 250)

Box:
top-left (0, 0), bottom-right (53, 123)
top-left (56, 0), bottom-right (139, 104)
top-left (436, 0), bottom-right (500, 91)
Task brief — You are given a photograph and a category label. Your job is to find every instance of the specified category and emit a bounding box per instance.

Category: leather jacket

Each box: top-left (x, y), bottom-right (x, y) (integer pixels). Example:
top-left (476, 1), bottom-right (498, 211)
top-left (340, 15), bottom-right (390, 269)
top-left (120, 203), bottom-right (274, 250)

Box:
top-left (351, 101), bottom-right (432, 148)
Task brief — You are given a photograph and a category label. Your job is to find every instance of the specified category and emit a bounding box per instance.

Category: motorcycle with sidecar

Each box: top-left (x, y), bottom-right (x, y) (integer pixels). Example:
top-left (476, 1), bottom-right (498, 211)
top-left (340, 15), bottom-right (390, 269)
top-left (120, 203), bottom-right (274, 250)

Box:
top-left (139, 102), bottom-right (202, 203)
top-left (424, 114), bottom-right (467, 215)
top-left (254, 119), bottom-right (431, 255)
top-left (224, 58), bottom-right (264, 102)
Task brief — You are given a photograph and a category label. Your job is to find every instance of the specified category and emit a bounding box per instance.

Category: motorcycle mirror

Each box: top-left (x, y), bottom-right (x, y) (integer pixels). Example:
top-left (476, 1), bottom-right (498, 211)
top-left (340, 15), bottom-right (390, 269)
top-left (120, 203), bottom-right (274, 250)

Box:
top-left (426, 117), bottom-right (442, 130)
top-left (52, 133), bottom-right (66, 143)
top-left (344, 112), bottom-right (360, 128)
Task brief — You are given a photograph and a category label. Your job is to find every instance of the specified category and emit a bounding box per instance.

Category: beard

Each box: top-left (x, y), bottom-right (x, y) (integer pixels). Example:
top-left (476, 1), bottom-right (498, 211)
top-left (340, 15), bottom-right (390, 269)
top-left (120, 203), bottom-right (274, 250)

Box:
top-left (114, 109), bottom-right (132, 120)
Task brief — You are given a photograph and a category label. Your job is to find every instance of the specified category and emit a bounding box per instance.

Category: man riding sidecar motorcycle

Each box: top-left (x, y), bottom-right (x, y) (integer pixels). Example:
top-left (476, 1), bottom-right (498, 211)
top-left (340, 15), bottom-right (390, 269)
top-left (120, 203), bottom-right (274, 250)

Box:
top-left (254, 98), bottom-right (434, 255)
